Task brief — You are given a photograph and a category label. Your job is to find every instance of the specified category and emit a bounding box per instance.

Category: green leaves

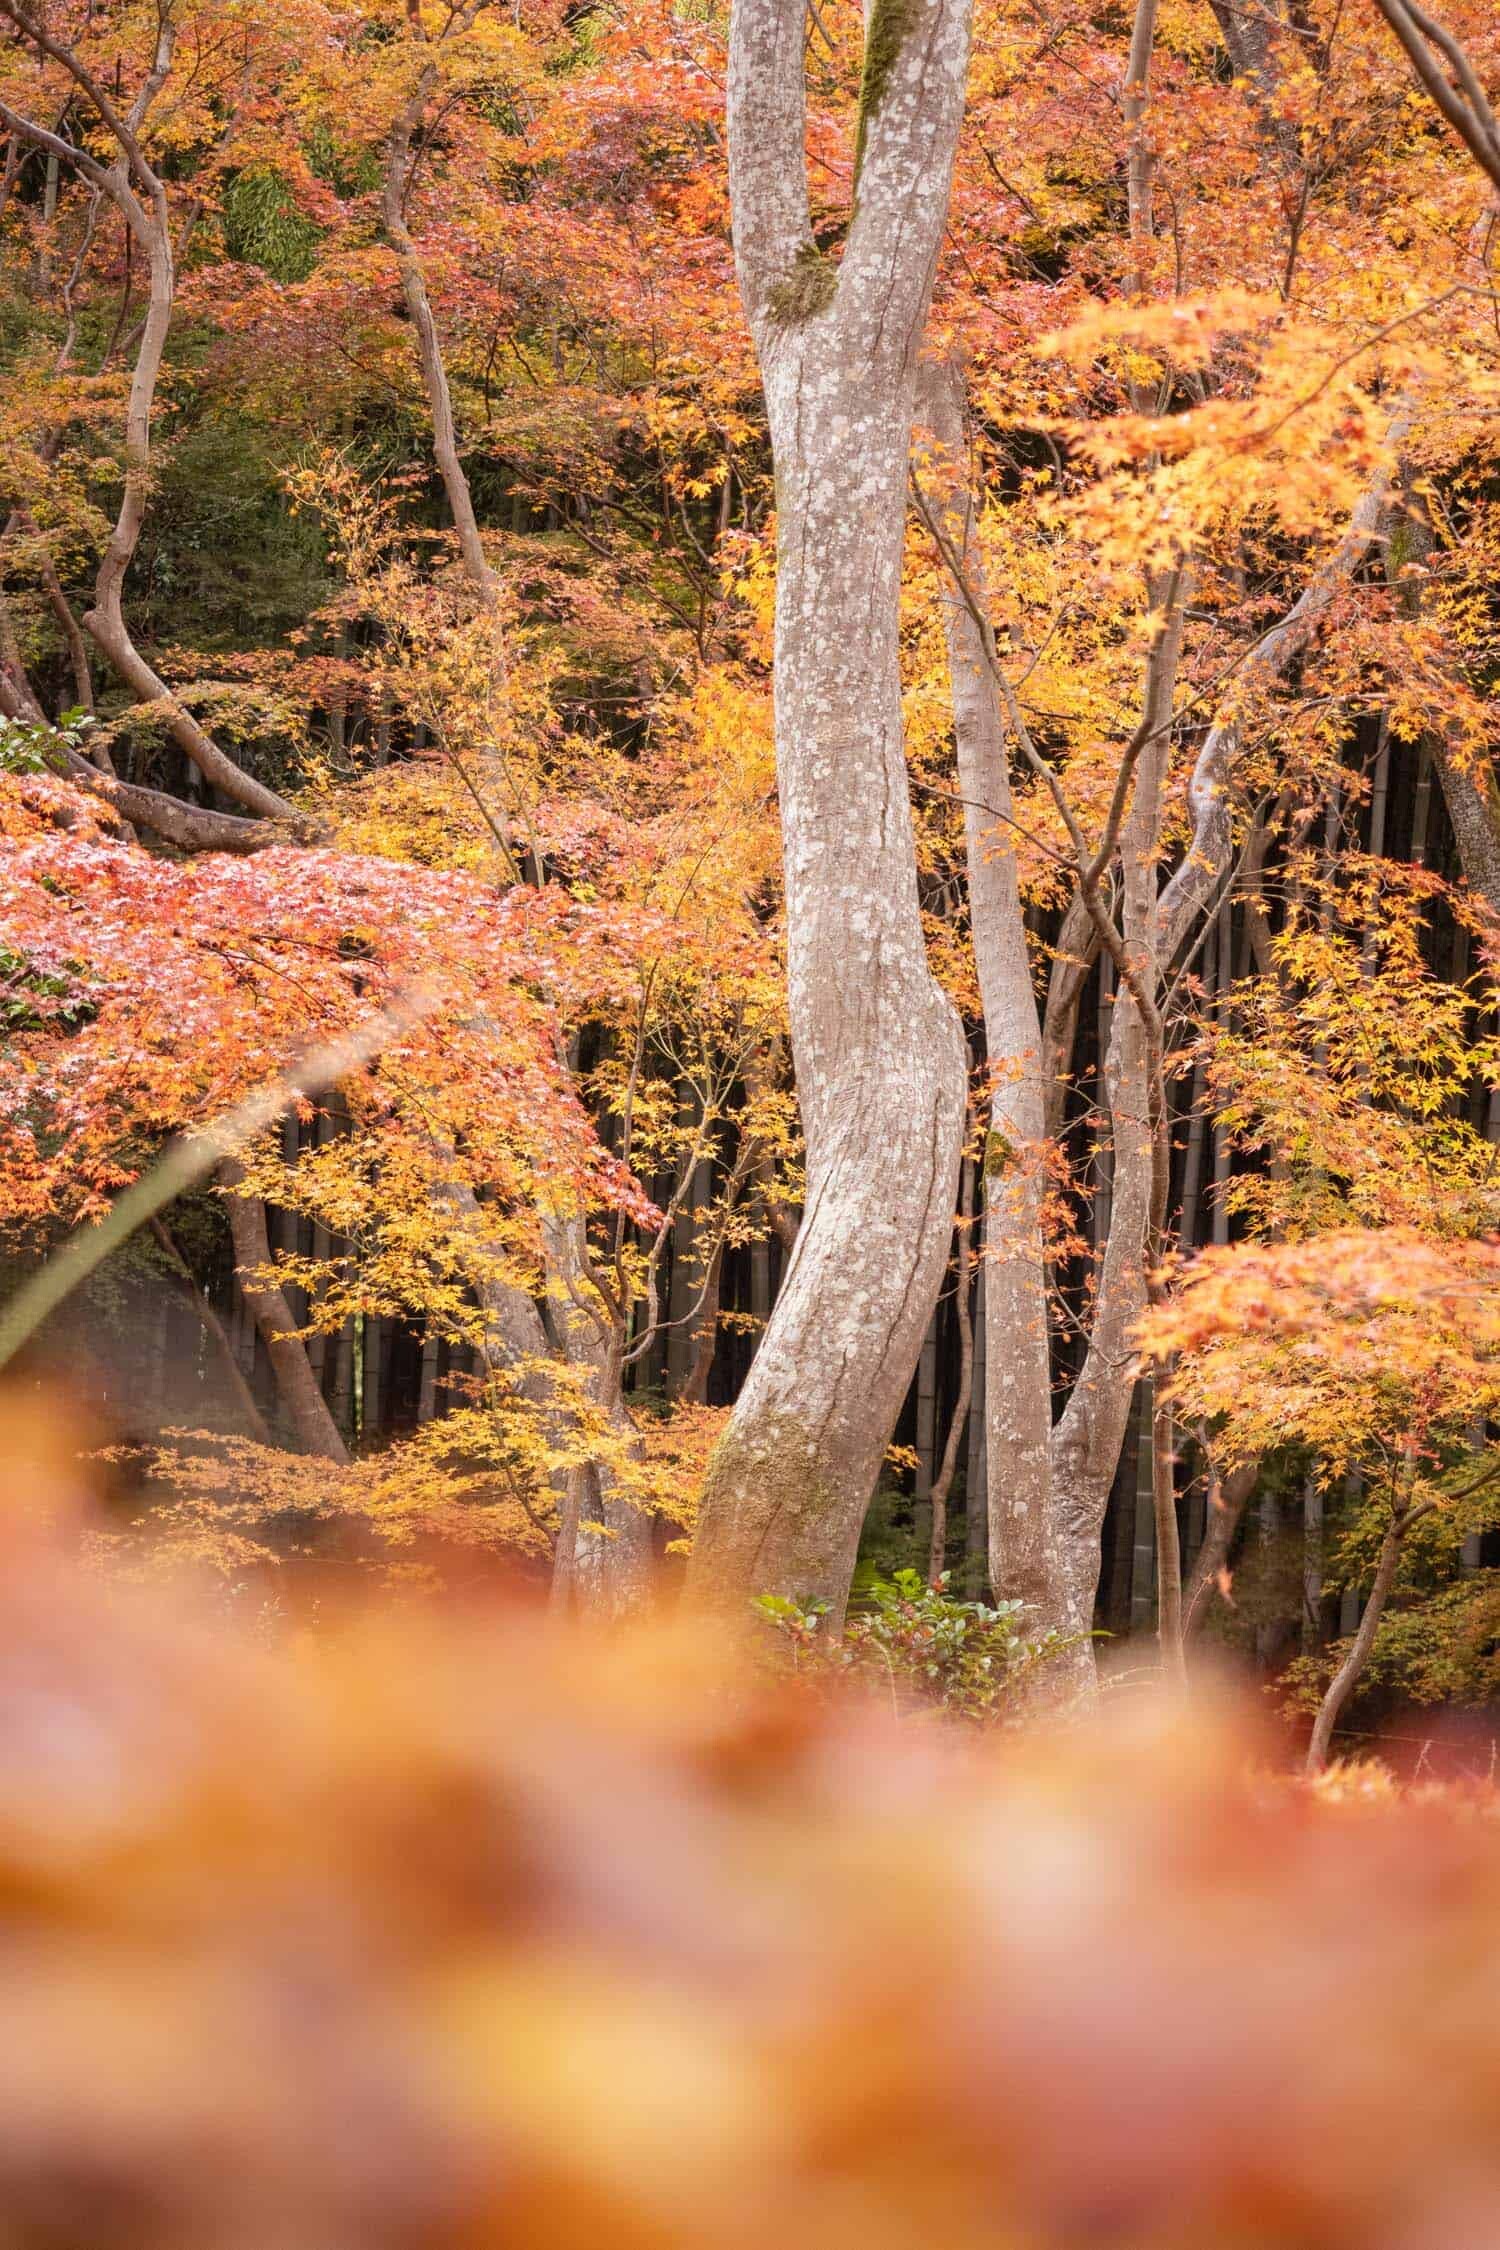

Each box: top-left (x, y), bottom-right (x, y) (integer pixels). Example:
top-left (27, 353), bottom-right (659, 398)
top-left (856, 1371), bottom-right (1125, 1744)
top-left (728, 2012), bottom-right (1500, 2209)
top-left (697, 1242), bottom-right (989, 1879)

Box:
top-left (755, 1570), bottom-right (1066, 1719)
top-left (0, 945), bottom-right (94, 1035)
top-left (221, 167), bottom-right (322, 285)
top-left (0, 709), bottom-right (95, 776)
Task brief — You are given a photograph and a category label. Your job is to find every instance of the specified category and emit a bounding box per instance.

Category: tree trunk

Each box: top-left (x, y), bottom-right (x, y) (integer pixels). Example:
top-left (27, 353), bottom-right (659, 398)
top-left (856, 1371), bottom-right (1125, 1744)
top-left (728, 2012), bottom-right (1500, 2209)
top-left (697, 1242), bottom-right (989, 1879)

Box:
top-left (1152, 1381), bottom-right (1184, 1683)
top-left (913, 357), bottom-right (1060, 1631)
top-left (1128, 1383), bottom-right (1157, 1633)
top-left (219, 1160), bottom-right (349, 1463)
top-left (683, 1234), bottom-right (725, 1404)
top-left (83, 143), bottom-right (297, 816)
top-left (1306, 1515), bottom-right (1406, 1773)
top-left (666, 1117), bottom-right (711, 1395)
top-left (383, 42), bottom-right (656, 1612)
top-left (439, 1178), bottom-right (651, 1602)
top-left (361, 1314), bottom-right (388, 1444)
top-left (687, 0), bottom-right (971, 1620)
top-left (1434, 741), bottom-right (1500, 914)
top-left (1045, 579), bottom-right (1187, 1684)
top-left (914, 1314), bottom-right (939, 1502)
top-left (965, 1256), bottom-right (988, 1595)
top-left (1183, 1457), bottom-right (1258, 1637)
top-left (148, 1216), bottom-right (271, 1443)
top-left (1208, 0), bottom-right (1280, 90)
top-left (928, 1150), bottom-right (976, 1585)
top-left (541, 1204), bottom-right (654, 1615)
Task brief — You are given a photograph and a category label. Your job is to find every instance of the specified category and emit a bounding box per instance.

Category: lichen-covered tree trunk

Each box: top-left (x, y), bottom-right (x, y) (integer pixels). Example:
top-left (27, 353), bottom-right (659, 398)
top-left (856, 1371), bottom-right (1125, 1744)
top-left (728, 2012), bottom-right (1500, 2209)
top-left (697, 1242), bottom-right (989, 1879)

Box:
top-left (687, 0), bottom-right (971, 1619)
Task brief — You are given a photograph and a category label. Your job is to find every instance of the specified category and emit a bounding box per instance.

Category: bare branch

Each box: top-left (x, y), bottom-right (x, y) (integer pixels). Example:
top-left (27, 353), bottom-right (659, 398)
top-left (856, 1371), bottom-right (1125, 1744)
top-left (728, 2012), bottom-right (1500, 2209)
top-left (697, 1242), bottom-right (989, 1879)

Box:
top-left (1374, 0), bottom-right (1500, 194)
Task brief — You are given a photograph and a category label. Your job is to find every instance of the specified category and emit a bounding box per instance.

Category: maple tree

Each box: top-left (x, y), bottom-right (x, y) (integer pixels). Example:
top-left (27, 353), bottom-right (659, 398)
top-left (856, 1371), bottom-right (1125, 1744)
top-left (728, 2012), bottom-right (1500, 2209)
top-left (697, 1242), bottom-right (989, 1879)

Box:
top-left (9, 5), bottom-right (1500, 2226)
top-left (0, 0), bottom-right (791, 1602)
top-left (0, 0), bottom-right (1495, 1739)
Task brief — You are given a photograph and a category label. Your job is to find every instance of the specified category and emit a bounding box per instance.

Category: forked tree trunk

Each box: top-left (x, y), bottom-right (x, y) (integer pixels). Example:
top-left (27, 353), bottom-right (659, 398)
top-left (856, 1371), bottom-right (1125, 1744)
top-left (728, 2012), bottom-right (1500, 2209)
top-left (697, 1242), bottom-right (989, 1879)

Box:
top-left (1037, 433), bottom-right (1405, 1682)
top-left (687, 0), bottom-right (971, 1619)
top-left (1045, 590), bottom-right (1186, 1682)
top-left (219, 1161), bottom-right (349, 1464)
top-left (915, 343), bottom-right (1188, 1694)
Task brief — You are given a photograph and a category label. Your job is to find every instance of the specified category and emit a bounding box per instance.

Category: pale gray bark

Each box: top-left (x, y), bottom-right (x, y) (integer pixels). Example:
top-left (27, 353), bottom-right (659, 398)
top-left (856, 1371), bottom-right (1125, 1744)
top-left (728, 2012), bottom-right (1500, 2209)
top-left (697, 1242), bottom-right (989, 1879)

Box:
top-left (914, 358), bottom-right (1060, 1630)
top-left (903, 5), bottom-right (1191, 1690)
top-left (682, 1233), bottom-right (725, 1404)
top-left (914, 1315), bottom-right (939, 1501)
top-left (1207, 0), bottom-right (1283, 92)
top-left (1046, 584), bottom-right (1187, 1672)
top-left (382, 24), bottom-right (511, 668)
top-left (965, 1257), bottom-right (988, 1590)
top-left (1128, 1384), bottom-right (1157, 1633)
top-left (1372, 1), bottom-right (1500, 195)
top-left (666, 1113), bottom-right (712, 1394)
top-left (11, 634), bottom-right (268, 858)
top-left (928, 1148), bottom-right (975, 1584)
top-left (382, 33), bottom-right (657, 1609)
top-left (440, 1179), bottom-right (556, 1392)
top-left (1156, 424), bottom-right (1407, 965)
top-left (446, 1189), bottom-right (645, 1614)
top-left (1073, 52), bottom-right (1406, 1688)
top-left (437, 1176), bottom-right (652, 1610)
top-left (912, 344), bottom-right (1403, 1689)
top-left (1040, 894), bottom-right (1099, 1143)
top-left (1435, 745), bottom-right (1500, 914)
top-left (914, 340), bottom-right (1192, 1691)
top-left (687, 0), bottom-right (971, 1618)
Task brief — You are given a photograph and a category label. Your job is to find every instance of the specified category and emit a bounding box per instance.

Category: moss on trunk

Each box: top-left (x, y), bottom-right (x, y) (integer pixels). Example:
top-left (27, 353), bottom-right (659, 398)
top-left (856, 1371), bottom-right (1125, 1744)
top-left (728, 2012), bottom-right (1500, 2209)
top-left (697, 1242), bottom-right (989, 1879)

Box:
top-left (854, 0), bottom-right (918, 188)
top-left (766, 241), bottom-right (839, 324)
top-left (692, 1407), bottom-right (857, 1618)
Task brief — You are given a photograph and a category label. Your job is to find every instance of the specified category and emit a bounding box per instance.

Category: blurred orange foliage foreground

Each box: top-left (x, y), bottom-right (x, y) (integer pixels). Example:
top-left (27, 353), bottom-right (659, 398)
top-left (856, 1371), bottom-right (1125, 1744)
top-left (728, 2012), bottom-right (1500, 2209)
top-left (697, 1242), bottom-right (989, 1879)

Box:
top-left (9, 1418), bottom-right (1500, 2250)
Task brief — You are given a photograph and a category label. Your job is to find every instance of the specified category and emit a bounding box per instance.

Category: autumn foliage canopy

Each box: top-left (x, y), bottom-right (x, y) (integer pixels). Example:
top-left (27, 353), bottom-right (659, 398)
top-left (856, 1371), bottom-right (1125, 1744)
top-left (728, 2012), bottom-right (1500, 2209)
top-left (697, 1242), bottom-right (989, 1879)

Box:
top-left (7, 0), bottom-right (1500, 2236)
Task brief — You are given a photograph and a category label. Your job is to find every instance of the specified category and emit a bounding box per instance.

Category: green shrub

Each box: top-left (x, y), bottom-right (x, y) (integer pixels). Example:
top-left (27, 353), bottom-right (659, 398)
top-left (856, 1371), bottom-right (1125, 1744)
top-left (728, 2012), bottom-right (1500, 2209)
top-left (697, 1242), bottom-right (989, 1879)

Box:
top-left (754, 1568), bottom-right (1069, 1721)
